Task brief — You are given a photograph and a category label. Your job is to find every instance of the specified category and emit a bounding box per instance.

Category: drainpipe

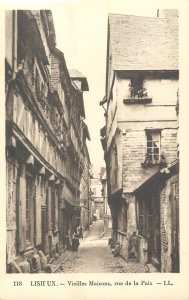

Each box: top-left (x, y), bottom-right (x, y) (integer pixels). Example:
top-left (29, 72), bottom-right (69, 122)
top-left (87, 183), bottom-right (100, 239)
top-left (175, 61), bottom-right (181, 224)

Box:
top-left (12, 10), bottom-right (18, 80)
top-left (87, 173), bottom-right (90, 229)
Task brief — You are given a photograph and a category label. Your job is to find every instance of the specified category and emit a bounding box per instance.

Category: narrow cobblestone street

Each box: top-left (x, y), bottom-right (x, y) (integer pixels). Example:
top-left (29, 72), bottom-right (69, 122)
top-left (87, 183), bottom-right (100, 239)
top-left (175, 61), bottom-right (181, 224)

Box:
top-left (55, 220), bottom-right (148, 273)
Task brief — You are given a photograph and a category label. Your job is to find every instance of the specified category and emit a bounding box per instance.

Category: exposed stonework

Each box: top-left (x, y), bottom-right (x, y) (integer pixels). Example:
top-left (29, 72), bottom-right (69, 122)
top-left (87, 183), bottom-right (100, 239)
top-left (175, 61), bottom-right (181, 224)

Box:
top-left (122, 129), bottom-right (178, 193)
top-left (126, 195), bottom-right (137, 233)
top-left (160, 173), bottom-right (179, 272)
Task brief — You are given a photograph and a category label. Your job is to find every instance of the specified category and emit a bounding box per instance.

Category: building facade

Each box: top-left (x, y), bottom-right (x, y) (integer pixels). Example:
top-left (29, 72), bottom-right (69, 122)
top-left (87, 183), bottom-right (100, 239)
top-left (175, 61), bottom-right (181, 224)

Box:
top-left (6, 10), bottom-right (91, 273)
top-left (101, 10), bottom-right (179, 272)
top-left (101, 170), bottom-right (112, 235)
top-left (91, 166), bottom-right (105, 220)
top-left (79, 127), bottom-right (92, 231)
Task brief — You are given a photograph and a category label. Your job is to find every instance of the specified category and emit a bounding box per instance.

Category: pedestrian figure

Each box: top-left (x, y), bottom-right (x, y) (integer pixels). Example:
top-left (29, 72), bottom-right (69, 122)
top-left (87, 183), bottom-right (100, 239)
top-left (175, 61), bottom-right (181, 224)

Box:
top-left (72, 230), bottom-right (80, 251)
top-left (66, 230), bottom-right (72, 250)
top-left (112, 242), bottom-right (120, 257)
top-left (79, 226), bottom-right (83, 239)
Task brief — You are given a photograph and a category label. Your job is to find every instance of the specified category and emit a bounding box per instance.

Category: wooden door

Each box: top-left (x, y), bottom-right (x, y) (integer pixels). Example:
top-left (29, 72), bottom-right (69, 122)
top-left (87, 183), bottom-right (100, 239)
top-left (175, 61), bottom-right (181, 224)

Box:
top-left (138, 192), bottom-right (161, 269)
top-left (26, 175), bottom-right (34, 246)
top-left (41, 206), bottom-right (47, 254)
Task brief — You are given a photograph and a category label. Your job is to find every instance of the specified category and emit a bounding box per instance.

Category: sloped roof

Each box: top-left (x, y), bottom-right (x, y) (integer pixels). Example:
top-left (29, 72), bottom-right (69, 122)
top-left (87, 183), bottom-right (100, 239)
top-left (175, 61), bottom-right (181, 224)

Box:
top-left (69, 69), bottom-right (85, 78)
top-left (52, 47), bottom-right (72, 97)
top-left (69, 69), bottom-right (89, 91)
top-left (101, 170), bottom-right (106, 181)
top-left (108, 13), bottom-right (178, 71)
top-left (83, 122), bottom-right (91, 141)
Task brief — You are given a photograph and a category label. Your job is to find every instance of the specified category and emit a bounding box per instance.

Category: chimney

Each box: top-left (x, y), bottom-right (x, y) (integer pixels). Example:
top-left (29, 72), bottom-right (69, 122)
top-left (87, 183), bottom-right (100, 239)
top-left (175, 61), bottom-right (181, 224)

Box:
top-left (157, 9), bottom-right (178, 18)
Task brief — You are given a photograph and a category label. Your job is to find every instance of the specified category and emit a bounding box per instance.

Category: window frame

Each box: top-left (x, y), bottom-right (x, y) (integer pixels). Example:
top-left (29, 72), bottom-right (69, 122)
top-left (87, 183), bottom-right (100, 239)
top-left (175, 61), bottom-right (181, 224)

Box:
top-left (129, 74), bottom-right (148, 99)
top-left (145, 129), bottom-right (162, 165)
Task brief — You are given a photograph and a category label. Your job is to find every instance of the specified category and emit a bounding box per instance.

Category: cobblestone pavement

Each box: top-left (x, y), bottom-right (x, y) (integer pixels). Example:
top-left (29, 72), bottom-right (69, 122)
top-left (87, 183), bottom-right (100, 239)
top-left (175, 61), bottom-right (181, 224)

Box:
top-left (55, 220), bottom-right (148, 273)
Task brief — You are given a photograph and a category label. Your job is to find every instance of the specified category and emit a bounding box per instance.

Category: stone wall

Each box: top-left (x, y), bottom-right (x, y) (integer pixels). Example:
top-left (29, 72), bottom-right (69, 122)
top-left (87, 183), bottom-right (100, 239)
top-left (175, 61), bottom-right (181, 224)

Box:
top-left (161, 129), bottom-right (178, 165)
top-left (108, 130), bottom-right (122, 195)
top-left (117, 231), bottom-right (129, 261)
top-left (122, 128), bottom-right (178, 193)
top-left (160, 173), bottom-right (179, 272)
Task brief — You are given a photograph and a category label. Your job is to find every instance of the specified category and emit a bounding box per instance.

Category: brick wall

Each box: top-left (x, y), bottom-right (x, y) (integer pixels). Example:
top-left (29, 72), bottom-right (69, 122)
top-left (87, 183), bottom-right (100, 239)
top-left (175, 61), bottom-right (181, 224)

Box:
top-left (122, 130), bottom-right (146, 192)
top-left (161, 129), bottom-right (178, 164)
top-left (122, 128), bottom-right (178, 192)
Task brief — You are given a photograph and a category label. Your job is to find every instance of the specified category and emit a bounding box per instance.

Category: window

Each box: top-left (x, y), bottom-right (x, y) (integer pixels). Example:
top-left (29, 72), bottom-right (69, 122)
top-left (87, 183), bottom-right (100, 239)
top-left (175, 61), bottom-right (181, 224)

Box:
top-left (46, 184), bottom-right (49, 229)
top-left (35, 69), bottom-right (41, 97)
top-left (41, 83), bottom-right (45, 95)
top-left (49, 184), bottom-right (59, 233)
top-left (54, 187), bottom-right (59, 231)
top-left (32, 57), bottom-right (35, 85)
top-left (146, 131), bottom-right (161, 164)
top-left (92, 188), bottom-right (96, 196)
top-left (129, 74), bottom-right (147, 99)
top-left (50, 106), bottom-right (56, 125)
top-left (51, 184), bottom-right (55, 230)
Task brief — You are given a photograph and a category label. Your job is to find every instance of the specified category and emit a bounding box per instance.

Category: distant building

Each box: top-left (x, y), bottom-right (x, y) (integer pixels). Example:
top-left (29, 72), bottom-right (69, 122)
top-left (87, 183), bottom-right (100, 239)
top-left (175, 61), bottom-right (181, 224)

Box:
top-left (79, 127), bottom-right (92, 231)
top-left (91, 166), bottom-right (105, 220)
top-left (101, 10), bottom-right (179, 272)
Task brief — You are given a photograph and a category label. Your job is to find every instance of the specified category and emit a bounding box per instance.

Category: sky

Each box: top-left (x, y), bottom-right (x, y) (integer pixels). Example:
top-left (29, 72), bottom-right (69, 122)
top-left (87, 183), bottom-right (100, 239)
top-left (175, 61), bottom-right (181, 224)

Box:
top-left (51, 1), bottom-right (172, 168)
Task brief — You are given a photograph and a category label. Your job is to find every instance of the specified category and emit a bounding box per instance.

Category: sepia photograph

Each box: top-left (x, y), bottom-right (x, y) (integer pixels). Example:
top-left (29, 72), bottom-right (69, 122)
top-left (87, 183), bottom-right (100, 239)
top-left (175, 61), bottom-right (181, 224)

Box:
top-left (1, 0), bottom-right (189, 299)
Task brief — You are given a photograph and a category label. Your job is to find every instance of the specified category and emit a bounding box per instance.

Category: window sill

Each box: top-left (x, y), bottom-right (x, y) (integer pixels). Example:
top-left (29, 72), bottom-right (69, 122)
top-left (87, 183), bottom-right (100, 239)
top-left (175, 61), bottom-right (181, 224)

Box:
top-left (141, 161), bottom-right (160, 168)
top-left (141, 161), bottom-right (167, 168)
top-left (123, 98), bottom-right (152, 104)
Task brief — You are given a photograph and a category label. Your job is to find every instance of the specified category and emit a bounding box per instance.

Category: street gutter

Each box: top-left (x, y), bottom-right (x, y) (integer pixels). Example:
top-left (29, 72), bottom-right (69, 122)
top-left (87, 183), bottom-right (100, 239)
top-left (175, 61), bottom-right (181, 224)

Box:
top-left (52, 252), bottom-right (72, 273)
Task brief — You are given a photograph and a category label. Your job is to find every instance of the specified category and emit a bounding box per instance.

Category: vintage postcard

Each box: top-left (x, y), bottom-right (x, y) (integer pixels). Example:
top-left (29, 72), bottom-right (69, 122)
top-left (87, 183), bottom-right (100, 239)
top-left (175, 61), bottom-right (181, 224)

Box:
top-left (1, 0), bottom-right (189, 299)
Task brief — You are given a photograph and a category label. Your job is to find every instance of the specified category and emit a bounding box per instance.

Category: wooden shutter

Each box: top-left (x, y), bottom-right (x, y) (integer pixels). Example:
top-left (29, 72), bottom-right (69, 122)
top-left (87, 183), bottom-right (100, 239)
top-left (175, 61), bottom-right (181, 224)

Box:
top-left (55, 187), bottom-right (59, 231)
top-left (30, 177), bottom-right (35, 245)
top-left (19, 170), bottom-right (26, 252)
top-left (47, 184), bottom-right (52, 230)
top-left (51, 184), bottom-right (55, 230)
top-left (6, 161), bottom-right (18, 261)
top-left (35, 175), bottom-right (42, 246)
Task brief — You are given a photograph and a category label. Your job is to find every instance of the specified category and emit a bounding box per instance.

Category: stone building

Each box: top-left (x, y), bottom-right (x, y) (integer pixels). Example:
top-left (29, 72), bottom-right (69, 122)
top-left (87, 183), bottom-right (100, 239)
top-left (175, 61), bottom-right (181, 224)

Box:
top-left (5, 10), bottom-right (90, 273)
top-left (100, 10), bottom-right (179, 272)
top-left (136, 92), bottom-right (179, 273)
top-left (79, 123), bottom-right (92, 231)
top-left (91, 166), bottom-right (105, 220)
top-left (101, 170), bottom-right (112, 235)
